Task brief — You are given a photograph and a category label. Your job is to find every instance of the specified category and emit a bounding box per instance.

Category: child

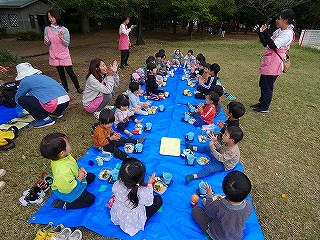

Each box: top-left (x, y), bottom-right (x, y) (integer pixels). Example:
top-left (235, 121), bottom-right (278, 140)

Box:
top-left (155, 52), bottom-right (166, 74)
top-left (183, 49), bottom-right (196, 67)
top-left (110, 157), bottom-right (163, 236)
top-left (190, 60), bottom-right (206, 79)
top-left (114, 94), bottom-right (143, 137)
top-left (197, 63), bottom-right (220, 95)
top-left (186, 126), bottom-right (243, 184)
top-left (128, 82), bottom-right (151, 116)
top-left (170, 49), bottom-right (183, 65)
top-left (190, 91), bottom-right (220, 128)
top-left (217, 101), bottom-right (245, 135)
top-left (192, 171), bottom-right (252, 240)
top-left (40, 133), bottom-right (96, 209)
top-left (145, 63), bottom-right (164, 96)
top-left (92, 109), bottom-right (145, 161)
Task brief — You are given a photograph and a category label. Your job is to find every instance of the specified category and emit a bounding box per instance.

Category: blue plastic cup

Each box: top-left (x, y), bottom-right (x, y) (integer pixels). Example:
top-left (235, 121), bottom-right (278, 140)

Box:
top-left (163, 172), bottom-right (172, 184)
top-left (189, 105), bottom-right (196, 113)
top-left (146, 122), bottom-right (152, 130)
top-left (187, 154), bottom-right (196, 165)
top-left (159, 105), bottom-right (165, 111)
top-left (199, 181), bottom-right (207, 195)
top-left (135, 143), bottom-right (143, 153)
top-left (187, 132), bottom-right (195, 141)
top-left (111, 168), bottom-right (119, 181)
top-left (184, 113), bottom-right (190, 121)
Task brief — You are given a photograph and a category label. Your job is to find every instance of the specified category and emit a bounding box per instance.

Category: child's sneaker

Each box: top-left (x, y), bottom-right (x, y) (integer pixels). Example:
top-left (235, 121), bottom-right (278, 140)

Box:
top-left (68, 229), bottom-right (82, 240)
top-left (41, 172), bottom-right (54, 187)
top-left (45, 224), bottom-right (64, 240)
top-left (35, 179), bottom-right (50, 192)
top-left (0, 181), bottom-right (6, 190)
top-left (93, 111), bottom-right (101, 120)
top-left (51, 227), bottom-right (72, 240)
top-left (33, 222), bottom-right (54, 240)
top-left (0, 169), bottom-right (6, 178)
top-left (19, 190), bottom-right (43, 206)
top-left (23, 186), bottom-right (45, 198)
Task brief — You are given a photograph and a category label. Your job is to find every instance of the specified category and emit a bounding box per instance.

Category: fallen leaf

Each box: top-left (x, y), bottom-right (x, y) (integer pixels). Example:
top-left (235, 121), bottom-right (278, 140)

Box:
top-left (21, 155), bottom-right (26, 160)
top-left (281, 193), bottom-right (288, 198)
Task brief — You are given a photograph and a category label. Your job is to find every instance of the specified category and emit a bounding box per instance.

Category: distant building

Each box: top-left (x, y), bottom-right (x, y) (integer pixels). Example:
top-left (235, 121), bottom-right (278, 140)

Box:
top-left (0, 0), bottom-right (51, 34)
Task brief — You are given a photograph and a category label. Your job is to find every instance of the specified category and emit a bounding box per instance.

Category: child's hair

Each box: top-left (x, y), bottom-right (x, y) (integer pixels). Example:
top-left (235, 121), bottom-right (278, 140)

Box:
top-left (40, 133), bottom-right (67, 160)
top-left (174, 49), bottom-right (181, 54)
top-left (47, 10), bottom-right (64, 26)
top-left (147, 62), bottom-right (157, 72)
top-left (209, 63), bottom-right (220, 75)
top-left (196, 53), bottom-right (206, 62)
top-left (158, 49), bottom-right (165, 54)
top-left (227, 101), bottom-right (246, 119)
top-left (99, 109), bottom-right (115, 124)
top-left (155, 52), bottom-right (164, 58)
top-left (226, 126), bottom-right (243, 144)
top-left (115, 94), bottom-right (129, 109)
top-left (145, 56), bottom-right (155, 65)
top-left (118, 157), bottom-right (146, 208)
top-left (187, 49), bottom-right (193, 55)
top-left (212, 85), bottom-right (224, 97)
top-left (129, 82), bottom-right (140, 93)
top-left (206, 91), bottom-right (220, 106)
top-left (203, 62), bottom-right (211, 69)
top-left (86, 58), bottom-right (104, 80)
top-left (199, 60), bottom-right (206, 67)
top-left (222, 170), bottom-right (251, 202)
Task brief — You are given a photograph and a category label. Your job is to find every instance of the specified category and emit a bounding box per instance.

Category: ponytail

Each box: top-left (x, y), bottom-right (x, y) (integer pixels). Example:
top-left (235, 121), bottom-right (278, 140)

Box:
top-left (128, 185), bottom-right (140, 208)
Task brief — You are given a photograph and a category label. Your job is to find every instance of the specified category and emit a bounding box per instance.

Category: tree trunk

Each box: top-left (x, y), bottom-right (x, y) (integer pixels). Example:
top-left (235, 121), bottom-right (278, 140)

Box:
top-left (136, 5), bottom-right (144, 45)
top-left (188, 21), bottom-right (193, 39)
top-left (172, 15), bottom-right (177, 34)
top-left (82, 14), bottom-right (90, 34)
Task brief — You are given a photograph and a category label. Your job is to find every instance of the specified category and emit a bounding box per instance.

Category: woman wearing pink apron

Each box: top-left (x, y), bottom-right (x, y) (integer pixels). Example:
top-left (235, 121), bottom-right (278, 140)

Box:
top-left (44, 10), bottom-right (83, 94)
top-left (251, 9), bottom-right (295, 113)
top-left (118, 16), bottom-right (135, 69)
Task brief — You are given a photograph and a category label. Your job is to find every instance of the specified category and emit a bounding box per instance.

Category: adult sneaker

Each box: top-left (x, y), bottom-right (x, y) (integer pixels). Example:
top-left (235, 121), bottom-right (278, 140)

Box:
top-left (34, 117), bottom-right (55, 128)
top-left (253, 107), bottom-right (269, 113)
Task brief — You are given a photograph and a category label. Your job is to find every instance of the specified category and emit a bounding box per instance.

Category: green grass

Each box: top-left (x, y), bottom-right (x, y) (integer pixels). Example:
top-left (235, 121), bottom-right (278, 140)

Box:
top-left (0, 50), bottom-right (18, 64)
top-left (0, 32), bottom-right (319, 239)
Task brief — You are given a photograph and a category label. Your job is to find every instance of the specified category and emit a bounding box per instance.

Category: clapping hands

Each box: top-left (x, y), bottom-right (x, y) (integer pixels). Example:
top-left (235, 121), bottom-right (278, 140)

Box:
top-left (253, 24), bottom-right (270, 33)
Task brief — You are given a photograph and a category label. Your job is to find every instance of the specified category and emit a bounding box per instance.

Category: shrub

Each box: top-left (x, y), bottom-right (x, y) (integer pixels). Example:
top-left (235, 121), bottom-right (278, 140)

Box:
top-left (15, 31), bottom-right (42, 41)
top-left (0, 51), bottom-right (18, 63)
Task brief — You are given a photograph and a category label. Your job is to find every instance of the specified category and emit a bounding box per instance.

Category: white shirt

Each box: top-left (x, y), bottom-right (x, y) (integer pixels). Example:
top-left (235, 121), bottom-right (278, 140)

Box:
top-left (273, 24), bottom-right (294, 49)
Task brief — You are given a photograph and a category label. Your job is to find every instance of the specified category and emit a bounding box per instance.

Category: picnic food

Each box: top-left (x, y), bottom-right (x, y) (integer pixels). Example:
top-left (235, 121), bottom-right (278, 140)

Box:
top-left (183, 149), bottom-right (194, 156)
top-left (99, 169), bottom-right (111, 180)
top-left (197, 156), bottom-right (210, 165)
top-left (153, 178), bottom-right (167, 194)
top-left (198, 135), bottom-right (207, 143)
top-left (188, 118), bottom-right (196, 124)
top-left (212, 195), bottom-right (224, 201)
top-left (124, 143), bottom-right (134, 153)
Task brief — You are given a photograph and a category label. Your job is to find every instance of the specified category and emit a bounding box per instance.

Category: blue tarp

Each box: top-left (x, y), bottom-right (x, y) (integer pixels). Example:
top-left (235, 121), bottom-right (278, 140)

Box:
top-left (29, 67), bottom-right (264, 240)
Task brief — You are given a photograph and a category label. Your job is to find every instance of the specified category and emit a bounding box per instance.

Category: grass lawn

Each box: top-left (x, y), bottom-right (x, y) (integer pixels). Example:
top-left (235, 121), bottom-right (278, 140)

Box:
top-left (0, 30), bottom-right (319, 239)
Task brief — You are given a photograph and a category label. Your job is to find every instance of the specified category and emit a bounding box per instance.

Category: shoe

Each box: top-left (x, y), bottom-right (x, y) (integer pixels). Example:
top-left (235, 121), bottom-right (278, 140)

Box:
top-left (34, 118), bottom-right (55, 128)
top-left (23, 186), bottom-right (45, 198)
top-left (51, 227), bottom-right (72, 240)
top-left (35, 179), bottom-right (50, 192)
top-left (136, 118), bottom-right (144, 124)
top-left (19, 190), bottom-right (43, 206)
top-left (0, 169), bottom-right (6, 178)
top-left (124, 63), bottom-right (130, 67)
top-left (93, 111), bottom-right (101, 120)
top-left (253, 107), bottom-right (269, 113)
top-left (250, 103), bottom-right (261, 108)
top-left (76, 88), bottom-right (84, 94)
top-left (0, 181), bottom-right (6, 190)
top-left (33, 222), bottom-right (54, 240)
top-left (103, 105), bottom-right (115, 111)
top-left (52, 199), bottom-right (67, 209)
top-left (120, 65), bottom-right (125, 69)
top-left (137, 136), bottom-right (146, 144)
top-left (49, 114), bottom-right (63, 119)
top-left (122, 89), bottom-right (131, 96)
top-left (45, 224), bottom-right (64, 240)
top-left (186, 174), bottom-right (194, 184)
top-left (41, 172), bottom-right (54, 186)
top-left (67, 229), bottom-right (82, 240)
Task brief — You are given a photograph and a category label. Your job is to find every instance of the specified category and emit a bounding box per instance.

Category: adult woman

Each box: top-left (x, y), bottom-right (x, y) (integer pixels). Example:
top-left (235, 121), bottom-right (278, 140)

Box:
top-left (118, 16), bottom-right (135, 69)
top-left (44, 10), bottom-right (83, 93)
top-left (15, 63), bottom-right (70, 128)
top-left (82, 58), bottom-right (119, 116)
top-left (251, 9), bottom-right (295, 113)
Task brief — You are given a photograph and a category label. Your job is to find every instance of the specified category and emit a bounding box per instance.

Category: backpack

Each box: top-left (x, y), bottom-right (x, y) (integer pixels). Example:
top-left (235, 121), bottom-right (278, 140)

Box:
top-left (0, 81), bottom-right (20, 108)
top-left (0, 126), bottom-right (18, 151)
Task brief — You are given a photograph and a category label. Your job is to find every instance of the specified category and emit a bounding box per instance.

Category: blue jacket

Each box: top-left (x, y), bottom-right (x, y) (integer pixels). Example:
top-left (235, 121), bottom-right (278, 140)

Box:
top-left (15, 74), bottom-right (67, 104)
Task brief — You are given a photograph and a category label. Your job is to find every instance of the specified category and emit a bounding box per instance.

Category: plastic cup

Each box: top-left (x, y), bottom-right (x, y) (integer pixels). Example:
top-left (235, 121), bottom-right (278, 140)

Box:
top-left (181, 76), bottom-right (185, 80)
top-left (163, 172), bottom-right (172, 184)
top-left (96, 157), bottom-right (103, 166)
top-left (187, 154), bottom-right (196, 165)
top-left (184, 113), bottom-right (190, 121)
top-left (199, 181), bottom-right (207, 195)
top-left (162, 82), bottom-right (167, 87)
top-left (159, 105), bottom-right (165, 111)
top-left (164, 92), bottom-right (169, 97)
top-left (146, 122), bottom-right (152, 130)
top-left (187, 132), bottom-right (195, 141)
top-left (189, 105), bottom-right (196, 113)
top-left (135, 143), bottom-right (143, 153)
top-left (163, 77), bottom-right (168, 82)
top-left (111, 168), bottom-right (119, 181)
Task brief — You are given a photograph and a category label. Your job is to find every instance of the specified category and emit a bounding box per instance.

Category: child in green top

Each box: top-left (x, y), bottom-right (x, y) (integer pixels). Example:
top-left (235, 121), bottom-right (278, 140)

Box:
top-left (40, 133), bottom-right (96, 209)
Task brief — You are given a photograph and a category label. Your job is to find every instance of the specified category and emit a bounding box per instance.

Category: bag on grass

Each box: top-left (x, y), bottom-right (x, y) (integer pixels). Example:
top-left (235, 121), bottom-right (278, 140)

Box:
top-left (0, 81), bottom-right (20, 108)
top-left (0, 126), bottom-right (18, 151)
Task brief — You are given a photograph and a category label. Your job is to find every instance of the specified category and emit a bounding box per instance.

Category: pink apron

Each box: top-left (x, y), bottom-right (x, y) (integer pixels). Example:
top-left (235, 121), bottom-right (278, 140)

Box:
top-left (47, 27), bottom-right (72, 66)
top-left (259, 30), bottom-right (294, 76)
top-left (118, 25), bottom-right (130, 50)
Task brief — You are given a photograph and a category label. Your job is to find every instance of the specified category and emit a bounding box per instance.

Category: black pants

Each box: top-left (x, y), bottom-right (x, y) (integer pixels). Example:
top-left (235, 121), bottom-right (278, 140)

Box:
top-left (116, 116), bottom-right (137, 132)
top-left (120, 50), bottom-right (130, 67)
top-left (103, 137), bottom-right (137, 161)
top-left (66, 173), bottom-right (96, 209)
top-left (18, 96), bottom-right (69, 121)
top-left (146, 195), bottom-right (163, 221)
top-left (258, 74), bottom-right (278, 110)
top-left (56, 66), bottom-right (80, 92)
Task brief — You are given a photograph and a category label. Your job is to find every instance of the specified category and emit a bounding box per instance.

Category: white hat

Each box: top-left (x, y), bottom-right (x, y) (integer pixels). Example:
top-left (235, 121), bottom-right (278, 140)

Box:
top-left (15, 62), bottom-right (42, 81)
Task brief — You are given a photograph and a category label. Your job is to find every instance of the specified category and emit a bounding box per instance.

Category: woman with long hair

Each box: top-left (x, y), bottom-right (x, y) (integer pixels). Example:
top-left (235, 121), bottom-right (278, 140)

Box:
top-left (118, 16), bottom-right (135, 69)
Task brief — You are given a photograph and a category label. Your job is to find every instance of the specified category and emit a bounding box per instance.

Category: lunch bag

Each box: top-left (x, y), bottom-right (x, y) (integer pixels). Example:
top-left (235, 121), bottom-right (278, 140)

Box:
top-left (0, 81), bottom-right (20, 108)
top-left (0, 126), bottom-right (18, 151)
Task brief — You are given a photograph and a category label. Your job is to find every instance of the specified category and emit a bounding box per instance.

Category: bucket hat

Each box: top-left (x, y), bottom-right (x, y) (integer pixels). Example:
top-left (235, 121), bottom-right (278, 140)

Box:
top-left (15, 62), bottom-right (42, 81)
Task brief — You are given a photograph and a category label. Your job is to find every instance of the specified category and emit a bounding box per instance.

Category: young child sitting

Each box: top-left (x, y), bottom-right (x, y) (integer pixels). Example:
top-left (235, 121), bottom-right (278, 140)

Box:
top-left (217, 101), bottom-right (245, 135)
top-left (128, 82), bottom-right (151, 116)
top-left (145, 63), bottom-right (164, 96)
top-left (184, 49), bottom-right (196, 68)
top-left (40, 133), bottom-right (96, 209)
top-left (197, 63), bottom-right (220, 95)
top-left (92, 109), bottom-right (145, 161)
top-left (186, 126), bottom-right (243, 184)
top-left (110, 157), bottom-right (163, 236)
top-left (192, 171), bottom-right (252, 240)
top-left (170, 49), bottom-right (184, 66)
top-left (114, 94), bottom-right (143, 137)
top-left (155, 52), bottom-right (166, 75)
top-left (190, 91), bottom-right (220, 128)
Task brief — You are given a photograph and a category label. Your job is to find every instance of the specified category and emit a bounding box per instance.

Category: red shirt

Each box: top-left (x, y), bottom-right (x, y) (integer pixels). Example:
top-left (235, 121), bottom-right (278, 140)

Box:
top-left (201, 105), bottom-right (216, 124)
